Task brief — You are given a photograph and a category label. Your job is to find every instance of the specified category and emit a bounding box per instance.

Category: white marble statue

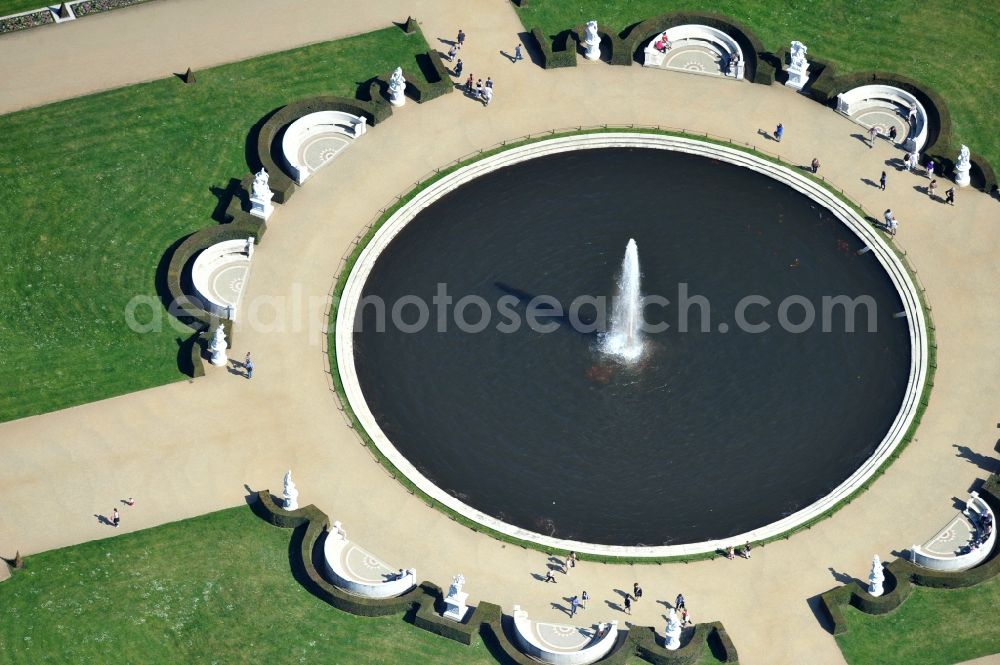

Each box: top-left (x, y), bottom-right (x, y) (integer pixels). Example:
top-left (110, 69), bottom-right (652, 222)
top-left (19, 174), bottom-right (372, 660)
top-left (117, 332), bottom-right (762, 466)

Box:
top-left (584, 20), bottom-right (601, 61)
top-left (786, 40), bottom-right (810, 91)
top-left (250, 168), bottom-right (274, 221)
top-left (790, 41), bottom-right (808, 69)
top-left (664, 607), bottom-right (682, 650)
top-left (867, 554), bottom-right (885, 597)
top-left (388, 67), bottom-right (407, 107)
top-left (282, 469), bottom-right (299, 510)
top-left (208, 324), bottom-right (228, 366)
top-left (443, 573), bottom-right (470, 621)
top-left (955, 144), bottom-right (972, 187)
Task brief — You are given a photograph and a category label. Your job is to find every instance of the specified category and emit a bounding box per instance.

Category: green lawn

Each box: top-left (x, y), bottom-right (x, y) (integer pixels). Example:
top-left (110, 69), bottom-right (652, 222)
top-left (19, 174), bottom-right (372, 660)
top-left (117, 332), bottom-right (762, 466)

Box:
top-left (836, 578), bottom-right (1000, 664)
top-left (0, 507), bottom-right (499, 664)
top-left (516, 1), bottom-right (1000, 176)
top-left (0, 0), bottom-right (52, 16)
top-left (0, 28), bottom-right (429, 422)
top-left (0, 506), bottom-right (729, 664)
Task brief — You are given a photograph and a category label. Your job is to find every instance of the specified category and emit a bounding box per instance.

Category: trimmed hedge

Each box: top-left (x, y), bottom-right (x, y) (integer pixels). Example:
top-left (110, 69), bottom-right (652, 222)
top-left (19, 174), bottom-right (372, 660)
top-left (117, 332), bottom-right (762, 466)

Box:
top-left (819, 474), bottom-right (1000, 635)
top-left (631, 622), bottom-right (737, 664)
top-left (621, 11), bottom-right (772, 85)
top-left (528, 27), bottom-right (577, 69)
top-left (251, 494), bottom-right (741, 663)
top-left (572, 24), bottom-right (631, 66)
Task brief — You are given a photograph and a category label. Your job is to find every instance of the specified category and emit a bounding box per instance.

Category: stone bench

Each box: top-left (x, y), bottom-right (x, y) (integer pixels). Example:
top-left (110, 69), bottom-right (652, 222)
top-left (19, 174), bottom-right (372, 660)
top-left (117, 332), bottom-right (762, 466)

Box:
top-left (836, 84), bottom-right (927, 152)
top-left (911, 491), bottom-right (996, 572)
top-left (281, 110), bottom-right (367, 185)
top-left (190, 238), bottom-right (253, 319)
top-left (510, 605), bottom-right (618, 665)
top-left (321, 520), bottom-right (416, 599)
top-left (642, 25), bottom-right (745, 79)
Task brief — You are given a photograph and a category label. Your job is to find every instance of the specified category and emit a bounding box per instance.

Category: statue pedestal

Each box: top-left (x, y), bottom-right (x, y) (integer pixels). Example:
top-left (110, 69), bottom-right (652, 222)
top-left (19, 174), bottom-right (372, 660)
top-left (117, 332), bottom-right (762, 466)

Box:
top-left (785, 65), bottom-right (809, 91)
top-left (389, 89), bottom-right (406, 107)
top-left (443, 591), bottom-right (470, 622)
top-left (955, 162), bottom-right (971, 187)
top-left (584, 38), bottom-right (601, 61)
top-left (664, 622), bottom-right (682, 650)
top-left (250, 191), bottom-right (274, 221)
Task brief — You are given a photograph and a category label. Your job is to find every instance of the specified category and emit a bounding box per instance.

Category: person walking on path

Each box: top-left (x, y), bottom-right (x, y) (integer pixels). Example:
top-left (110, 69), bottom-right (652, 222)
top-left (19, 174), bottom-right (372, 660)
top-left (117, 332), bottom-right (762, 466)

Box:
top-left (447, 44), bottom-right (458, 62)
top-left (633, 582), bottom-right (643, 602)
top-left (125, 497), bottom-right (135, 506)
top-left (623, 595), bottom-right (632, 615)
top-left (681, 608), bottom-right (692, 626)
top-left (569, 595), bottom-right (581, 617)
top-left (867, 125), bottom-right (879, 148)
top-left (879, 171), bottom-right (887, 191)
top-left (544, 569), bottom-right (557, 583)
top-left (514, 43), bottom-right (523, 62)
top-left (675, 593), bottom-right (685, 610)
top-left (475, 79), bottom-right (483, 99)
top-left (454, 59), bottom-right (463, 78)
top-left (743, 542), bottom-right (752, 559)
top-left (567, 551), bottom-right (577, 568)
top-left (457, 29), bottom-right (465, 49)
top-left (927, 160), bottom-right (936, 178)
top-left (112, 508), bottom-right (120, 528)
top-left (884, 209), bottom-right (897, 236)
top-left (245, 352), bottom-right (254, 380)
top-left (481, 85), bottom-right (493, 107)
top-left (774, 123), bottom-right (783, 142)
top-left (465, 74), bottom-right (473, 94)
top-left (726, 545), bottom-right (735, 560)
top-left (907, 151), bottom-right (918, 172)
top-left (581, 590), bottom-right (589, 609)
top-left (946, 187), bottom-right (956, 205)
top-left (928, 178), bottom-right (938, 199)
top-left (811, 158), bottom-right (820, 174)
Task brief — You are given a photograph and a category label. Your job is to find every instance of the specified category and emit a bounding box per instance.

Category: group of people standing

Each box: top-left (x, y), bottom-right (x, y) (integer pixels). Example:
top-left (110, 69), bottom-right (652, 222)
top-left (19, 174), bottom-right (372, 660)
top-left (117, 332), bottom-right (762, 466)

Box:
top-left (446, 28), bottom-right (505, 107)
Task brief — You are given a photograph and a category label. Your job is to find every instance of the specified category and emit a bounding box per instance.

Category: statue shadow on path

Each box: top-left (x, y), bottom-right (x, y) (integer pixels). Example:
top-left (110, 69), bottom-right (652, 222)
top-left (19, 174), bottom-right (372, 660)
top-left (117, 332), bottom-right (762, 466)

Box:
top-left (953, 444), bottom-right (1000, 473)
top-left (828, 567), bottom-right (856, 585)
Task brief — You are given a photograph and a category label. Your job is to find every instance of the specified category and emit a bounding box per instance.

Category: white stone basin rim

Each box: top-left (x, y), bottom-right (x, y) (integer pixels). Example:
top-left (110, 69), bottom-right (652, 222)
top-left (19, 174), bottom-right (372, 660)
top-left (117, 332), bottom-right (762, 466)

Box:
top-left (335, 132), bottom-right (930, 557)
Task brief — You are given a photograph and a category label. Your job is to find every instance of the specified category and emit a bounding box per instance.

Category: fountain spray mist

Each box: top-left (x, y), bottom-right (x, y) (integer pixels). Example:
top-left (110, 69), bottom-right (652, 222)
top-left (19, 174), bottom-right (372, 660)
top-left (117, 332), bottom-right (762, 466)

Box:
top-left (603, 238), bottom-right (644, 361)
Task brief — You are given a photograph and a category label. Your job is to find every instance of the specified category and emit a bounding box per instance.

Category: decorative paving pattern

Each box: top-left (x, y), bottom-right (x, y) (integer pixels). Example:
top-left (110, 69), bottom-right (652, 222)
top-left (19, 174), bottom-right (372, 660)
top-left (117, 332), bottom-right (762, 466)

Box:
top-left (300, 134), bottom-right (351, 173)
top-left (855, 109), bottom-right (909, 143)
top-left (342, 541), bottom-right (396, 582)
top-left (533, 622), bottom-right (595, 651)
top-left (923, 514), bottom-right (974, 556)
top-left (206, 260), bottom-right (249, 308)
top-left (663, 46), bottom-right (724, 76)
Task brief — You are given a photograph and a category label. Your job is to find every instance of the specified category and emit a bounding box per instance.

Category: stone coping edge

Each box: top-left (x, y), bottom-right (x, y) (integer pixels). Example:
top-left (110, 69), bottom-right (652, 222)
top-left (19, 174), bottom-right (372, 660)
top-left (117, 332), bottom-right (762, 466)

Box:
top-left (335, 133), bottom-right (929, 557)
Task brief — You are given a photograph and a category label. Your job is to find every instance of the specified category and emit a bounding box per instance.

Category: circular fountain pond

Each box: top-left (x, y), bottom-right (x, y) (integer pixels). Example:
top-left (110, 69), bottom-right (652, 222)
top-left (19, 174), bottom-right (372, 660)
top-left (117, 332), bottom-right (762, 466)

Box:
top-left (338, 136), bottom-right (923, 550)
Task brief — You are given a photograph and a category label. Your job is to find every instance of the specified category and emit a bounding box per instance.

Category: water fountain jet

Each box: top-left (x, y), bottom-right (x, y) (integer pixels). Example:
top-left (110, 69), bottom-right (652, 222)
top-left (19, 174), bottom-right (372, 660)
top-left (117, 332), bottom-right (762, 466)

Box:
top-left (603, 238), bottom-right (644, 362)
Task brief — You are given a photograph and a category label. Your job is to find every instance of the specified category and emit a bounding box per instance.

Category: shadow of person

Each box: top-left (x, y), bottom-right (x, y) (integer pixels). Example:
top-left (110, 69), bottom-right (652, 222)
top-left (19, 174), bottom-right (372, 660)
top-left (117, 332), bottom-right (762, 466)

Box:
top-left (530, 573), bottom-right (547, 582)
top-left (850, 133), bottom-right (869, 146)
top-left (861, 178), bottom-right (879, 188)
top-left (757, 128), bottom-right (775, 141)
top-left (500, 49), bottom-right (516, 63)
top-left (94, 514), bottom-right (114, 527)
top-left (612, 588), bottom-right (631, 600)
top-left (604, 600), bottom-right (622, 613)
top-left (551, 601), bottom-right (571, 616)
top-left (656, 598), bottom-right (672, 610)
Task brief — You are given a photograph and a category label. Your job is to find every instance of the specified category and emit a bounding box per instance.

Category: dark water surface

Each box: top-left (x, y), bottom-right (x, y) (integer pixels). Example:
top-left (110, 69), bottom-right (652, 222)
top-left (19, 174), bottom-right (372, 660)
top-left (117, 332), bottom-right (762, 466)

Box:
top-left (353, 148), bottom-right (911, 546)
